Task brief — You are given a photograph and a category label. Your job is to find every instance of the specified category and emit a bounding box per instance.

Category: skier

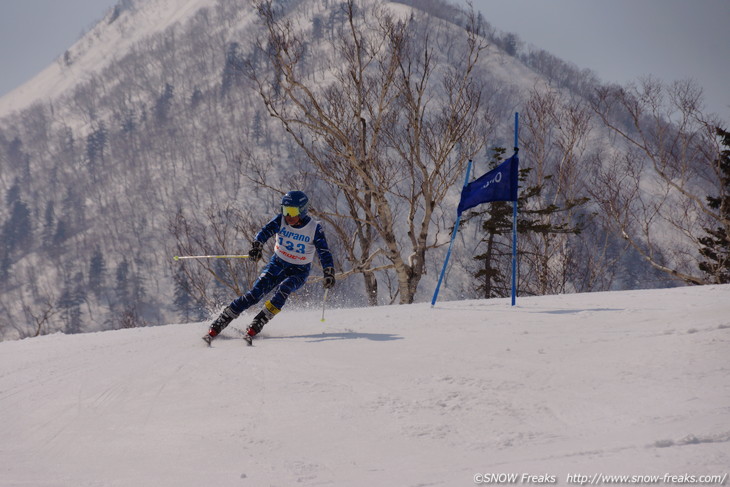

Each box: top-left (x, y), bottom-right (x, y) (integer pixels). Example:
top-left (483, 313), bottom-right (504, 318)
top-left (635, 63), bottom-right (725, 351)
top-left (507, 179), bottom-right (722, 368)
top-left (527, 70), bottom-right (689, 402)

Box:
top-left (203, 190), bottom-right (335, 345)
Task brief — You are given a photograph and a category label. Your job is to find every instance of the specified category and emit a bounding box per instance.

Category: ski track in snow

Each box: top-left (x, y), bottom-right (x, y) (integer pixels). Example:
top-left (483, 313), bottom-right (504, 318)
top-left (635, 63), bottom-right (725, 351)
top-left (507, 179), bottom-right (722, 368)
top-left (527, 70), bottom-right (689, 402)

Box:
top-left (1, 286), bottom-right (729, 486)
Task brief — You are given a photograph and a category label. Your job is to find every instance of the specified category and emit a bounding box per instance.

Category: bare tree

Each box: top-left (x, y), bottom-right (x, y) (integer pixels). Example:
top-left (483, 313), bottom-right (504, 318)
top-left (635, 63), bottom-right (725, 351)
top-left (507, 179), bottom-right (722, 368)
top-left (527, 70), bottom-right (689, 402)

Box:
top-left (519, 87), bottom-right (596, 294)
top-left (589, 78), bottom-right (728, 285)
top-left (29, 303), bottom-right (59, 337)
top-left (245, 0), bottom-right (494, 303)
top-left (168, 203), bottom-right (262, 312)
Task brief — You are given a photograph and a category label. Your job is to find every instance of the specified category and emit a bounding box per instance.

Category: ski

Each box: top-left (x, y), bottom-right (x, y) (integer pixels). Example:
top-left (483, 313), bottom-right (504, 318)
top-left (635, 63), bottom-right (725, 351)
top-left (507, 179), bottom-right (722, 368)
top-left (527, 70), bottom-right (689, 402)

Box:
top-left (201, 329), bottom-right (255, 346)
top-left (238, 328), bottom-right (254, 346)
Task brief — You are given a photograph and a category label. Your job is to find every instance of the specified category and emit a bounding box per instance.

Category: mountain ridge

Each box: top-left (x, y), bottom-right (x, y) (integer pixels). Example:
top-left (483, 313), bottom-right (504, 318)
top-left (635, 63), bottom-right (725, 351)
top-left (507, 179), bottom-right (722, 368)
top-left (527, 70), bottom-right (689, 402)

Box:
top-left (0, 0), bottom-right (223, 118)
top-left (1, 0), bottom-right (721, 340)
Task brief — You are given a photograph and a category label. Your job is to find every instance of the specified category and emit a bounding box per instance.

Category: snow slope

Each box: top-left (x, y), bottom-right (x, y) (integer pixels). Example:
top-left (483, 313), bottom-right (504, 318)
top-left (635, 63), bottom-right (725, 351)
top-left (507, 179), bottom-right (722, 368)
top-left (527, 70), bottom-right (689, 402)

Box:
top-left (1, 286), bottom-right (729, 486)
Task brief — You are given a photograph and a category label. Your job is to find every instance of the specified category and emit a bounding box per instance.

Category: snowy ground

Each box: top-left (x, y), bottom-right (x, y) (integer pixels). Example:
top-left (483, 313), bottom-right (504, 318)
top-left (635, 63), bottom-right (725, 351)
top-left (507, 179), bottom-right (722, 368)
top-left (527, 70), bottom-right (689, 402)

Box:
top-left (1, 286), bottom-right (729, 487)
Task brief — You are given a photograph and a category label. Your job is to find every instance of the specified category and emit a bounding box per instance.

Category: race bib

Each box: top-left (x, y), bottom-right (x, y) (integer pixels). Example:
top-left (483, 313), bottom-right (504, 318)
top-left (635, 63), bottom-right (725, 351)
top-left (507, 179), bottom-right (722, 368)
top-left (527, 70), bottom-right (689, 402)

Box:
top-left (274, 218), bottom-right (318, 264)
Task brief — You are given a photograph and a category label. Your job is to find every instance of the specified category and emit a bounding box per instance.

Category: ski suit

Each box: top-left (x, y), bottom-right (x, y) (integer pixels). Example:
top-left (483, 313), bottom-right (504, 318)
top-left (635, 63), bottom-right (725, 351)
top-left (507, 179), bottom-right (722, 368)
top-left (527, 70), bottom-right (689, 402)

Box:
top-left (228, 214), bottom-right (334, 315)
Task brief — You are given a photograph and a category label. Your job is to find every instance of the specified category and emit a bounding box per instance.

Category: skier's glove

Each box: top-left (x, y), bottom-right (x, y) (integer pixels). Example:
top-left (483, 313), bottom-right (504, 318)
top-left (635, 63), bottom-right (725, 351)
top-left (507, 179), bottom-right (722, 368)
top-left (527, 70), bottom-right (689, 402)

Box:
top-left (323, 267), bottom-right (336, 289)
top-left (248, 240), bottom-right (263, 261)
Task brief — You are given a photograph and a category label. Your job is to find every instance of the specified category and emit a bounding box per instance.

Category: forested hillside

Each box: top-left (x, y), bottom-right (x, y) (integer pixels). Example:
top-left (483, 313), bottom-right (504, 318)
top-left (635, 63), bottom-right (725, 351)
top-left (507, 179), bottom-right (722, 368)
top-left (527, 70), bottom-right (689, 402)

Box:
top-left (0, 0), bottom-right (725, 339)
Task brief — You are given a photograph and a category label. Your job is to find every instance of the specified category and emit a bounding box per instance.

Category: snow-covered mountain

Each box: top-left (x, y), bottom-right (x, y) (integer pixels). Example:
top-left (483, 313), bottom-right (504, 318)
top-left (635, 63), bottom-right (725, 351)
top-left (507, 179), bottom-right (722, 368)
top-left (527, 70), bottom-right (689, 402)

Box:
top-left (0, 0), bottom-right (221, 118)
top-left (0, 0), bottom-right (720, 340)
top-left (1, 285), bottom-right (728, 485)
top-left (0, 0), bottom-right (544, 338)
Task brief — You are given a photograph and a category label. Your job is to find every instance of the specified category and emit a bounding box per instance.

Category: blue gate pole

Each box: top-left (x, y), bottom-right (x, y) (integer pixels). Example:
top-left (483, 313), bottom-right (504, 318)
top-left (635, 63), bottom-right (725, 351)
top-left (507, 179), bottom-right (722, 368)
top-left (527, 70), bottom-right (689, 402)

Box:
top-left (431, 160), bottom-right (473, 307)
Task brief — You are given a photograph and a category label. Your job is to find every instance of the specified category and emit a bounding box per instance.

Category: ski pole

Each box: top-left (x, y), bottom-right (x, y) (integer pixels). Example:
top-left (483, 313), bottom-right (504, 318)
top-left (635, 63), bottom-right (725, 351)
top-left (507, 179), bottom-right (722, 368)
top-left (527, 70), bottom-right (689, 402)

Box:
top-left (173, 254), bottom-right (250, 261)
top-left (321, 288), bottom-right (329, 322)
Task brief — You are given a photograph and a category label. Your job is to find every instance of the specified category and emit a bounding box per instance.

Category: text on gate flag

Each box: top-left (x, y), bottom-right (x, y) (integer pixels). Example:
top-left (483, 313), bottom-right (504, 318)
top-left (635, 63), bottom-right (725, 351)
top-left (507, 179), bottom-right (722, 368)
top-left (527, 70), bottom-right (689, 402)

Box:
top-left (457, 153), bottom-right (519, 215)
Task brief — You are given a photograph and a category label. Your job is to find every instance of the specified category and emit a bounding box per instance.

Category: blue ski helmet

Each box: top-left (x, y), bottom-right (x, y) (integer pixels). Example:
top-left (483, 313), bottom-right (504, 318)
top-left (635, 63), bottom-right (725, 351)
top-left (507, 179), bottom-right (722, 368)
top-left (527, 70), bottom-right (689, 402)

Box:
top-left (281, 190), bottom-right (309, 218)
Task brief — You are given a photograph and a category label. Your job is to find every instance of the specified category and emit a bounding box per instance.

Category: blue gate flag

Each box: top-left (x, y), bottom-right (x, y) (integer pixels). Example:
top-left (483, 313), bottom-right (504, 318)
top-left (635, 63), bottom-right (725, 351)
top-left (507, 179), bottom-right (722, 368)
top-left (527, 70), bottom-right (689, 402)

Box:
top-left (457, 153), bottom-right (519, 215)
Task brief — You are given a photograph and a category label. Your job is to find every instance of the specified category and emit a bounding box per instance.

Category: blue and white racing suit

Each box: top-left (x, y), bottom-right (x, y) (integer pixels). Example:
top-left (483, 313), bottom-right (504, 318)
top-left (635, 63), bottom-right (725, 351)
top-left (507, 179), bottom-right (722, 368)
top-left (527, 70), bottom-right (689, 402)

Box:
top-left (228, 214), bottom-right (334, 315)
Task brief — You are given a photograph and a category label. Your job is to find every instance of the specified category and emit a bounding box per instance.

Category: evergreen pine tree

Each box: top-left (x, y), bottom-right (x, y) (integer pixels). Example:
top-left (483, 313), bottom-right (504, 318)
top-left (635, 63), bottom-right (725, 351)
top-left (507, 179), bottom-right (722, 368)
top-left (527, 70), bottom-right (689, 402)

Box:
top-left (4, 200), bottom-right (33, 254)
top-left (464, 148), bottom-right (589, 298)
top-left (698, 127), bottom-right (730, 283)
top-left (115, 259), bottom-right (130, 310)
top-left (58, 272), bottom-right (85, 334)
top-left (51, 219), bottom-right (69, 258)
top-left (464, 148), bottom-right (514, 298)
top-left (221, 42), bottom-right (244, 95)
top-left (154, 83), bottom-right (175, 123)
top-left (173, 268), bottom-right (206, 322)
top-left (41, 200), bottom-right (56, 250)
top-left (5, 179), bottom-right (21, 207)
top-left (86, 123), bottom-right (108, 167)
top-left (88, 249), bottom-right (107, 300)
top-left (0, 247), bottom-right (11, 284)
top-left (6, 139), bottom-right (30, 182)
top-left (3, 179), bottom-right (33, 256)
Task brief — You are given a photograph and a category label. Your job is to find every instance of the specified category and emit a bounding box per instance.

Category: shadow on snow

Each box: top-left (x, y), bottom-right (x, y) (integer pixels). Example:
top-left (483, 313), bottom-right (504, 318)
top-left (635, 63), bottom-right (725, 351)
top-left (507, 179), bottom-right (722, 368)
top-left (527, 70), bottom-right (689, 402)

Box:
top-left (268, 331), bottom-right (403, 343)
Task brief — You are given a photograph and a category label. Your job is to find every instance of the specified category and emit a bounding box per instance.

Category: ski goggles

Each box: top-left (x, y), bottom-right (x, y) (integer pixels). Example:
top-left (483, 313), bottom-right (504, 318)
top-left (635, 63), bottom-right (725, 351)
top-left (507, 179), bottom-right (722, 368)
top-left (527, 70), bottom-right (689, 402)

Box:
top-left (282, 206), bottom-right (301, 217)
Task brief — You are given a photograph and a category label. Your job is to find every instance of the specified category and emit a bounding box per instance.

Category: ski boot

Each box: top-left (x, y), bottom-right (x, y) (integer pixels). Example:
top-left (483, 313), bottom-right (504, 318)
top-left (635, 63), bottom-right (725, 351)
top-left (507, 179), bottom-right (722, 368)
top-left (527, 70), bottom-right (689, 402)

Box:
top-left (202, 306), bottom-right (239, 346)
top-left (243, 301), bottom-right (279, 346)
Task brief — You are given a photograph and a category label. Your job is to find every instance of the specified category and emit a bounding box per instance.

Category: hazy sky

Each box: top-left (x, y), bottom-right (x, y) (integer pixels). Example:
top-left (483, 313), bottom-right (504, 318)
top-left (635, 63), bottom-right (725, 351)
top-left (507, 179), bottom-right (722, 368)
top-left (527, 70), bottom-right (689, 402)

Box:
top-left (0, 0), bottom-right (728, 121)
top-left (0, 0), bottom-right (114, 96)
top-left (465, 0), bottom-right (729, 122)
